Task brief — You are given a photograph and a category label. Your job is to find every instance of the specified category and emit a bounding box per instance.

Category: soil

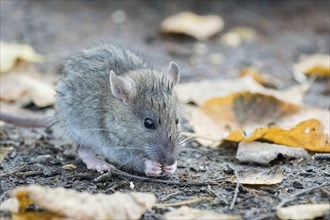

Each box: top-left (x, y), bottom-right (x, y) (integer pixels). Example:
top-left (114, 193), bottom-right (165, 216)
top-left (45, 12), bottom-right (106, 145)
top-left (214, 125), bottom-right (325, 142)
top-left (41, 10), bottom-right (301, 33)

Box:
top-left (0, 1), bottom-right (329, 219)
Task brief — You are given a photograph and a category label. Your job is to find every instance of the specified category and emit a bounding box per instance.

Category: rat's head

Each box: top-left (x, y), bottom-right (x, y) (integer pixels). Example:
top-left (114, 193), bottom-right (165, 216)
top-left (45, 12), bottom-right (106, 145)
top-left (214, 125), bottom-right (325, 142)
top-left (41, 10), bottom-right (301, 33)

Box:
top-left (108, 62), bottom-right (181, 176)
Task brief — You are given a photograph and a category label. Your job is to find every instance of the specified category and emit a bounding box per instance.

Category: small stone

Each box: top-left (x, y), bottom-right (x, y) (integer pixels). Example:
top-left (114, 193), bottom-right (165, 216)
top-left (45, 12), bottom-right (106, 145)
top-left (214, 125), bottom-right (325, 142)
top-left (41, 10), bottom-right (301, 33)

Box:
top-left (111, 10), bottom-right (126, 24)
top-left (8, 150), bottom-right (17, 159)
top-left (193, 43), bottom-right (208, 55)
top-left (220, 32), bottom-right (242, 47)
top-left (292, 181), bottom-right (304, 189)
top-left (208, 53), bottom-right (224, 65)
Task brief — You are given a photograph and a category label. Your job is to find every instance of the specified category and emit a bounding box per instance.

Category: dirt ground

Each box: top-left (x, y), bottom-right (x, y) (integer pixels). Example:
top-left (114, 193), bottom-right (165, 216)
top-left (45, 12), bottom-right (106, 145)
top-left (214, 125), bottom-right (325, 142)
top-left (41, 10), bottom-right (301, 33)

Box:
top-left (0, 1), bottom-right (329, 219)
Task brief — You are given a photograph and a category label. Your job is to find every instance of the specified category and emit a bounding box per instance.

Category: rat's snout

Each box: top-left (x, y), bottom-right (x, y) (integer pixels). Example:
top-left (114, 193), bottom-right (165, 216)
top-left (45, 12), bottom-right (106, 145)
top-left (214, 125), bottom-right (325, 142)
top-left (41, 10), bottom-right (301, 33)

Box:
top-left (163, 156), bottom-right (176, 166)
top-left (144, 160), bottom-right (177, 177)
top-left (156, 147), bottom-right (176, 166)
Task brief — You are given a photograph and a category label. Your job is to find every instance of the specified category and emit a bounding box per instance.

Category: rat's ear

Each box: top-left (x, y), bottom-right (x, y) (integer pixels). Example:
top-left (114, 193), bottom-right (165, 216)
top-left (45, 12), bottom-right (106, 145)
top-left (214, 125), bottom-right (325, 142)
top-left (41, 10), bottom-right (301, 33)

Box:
top-left (167, 61), bottom-right (180, 87)
top-left (109, 71), bottom-right (136, 103)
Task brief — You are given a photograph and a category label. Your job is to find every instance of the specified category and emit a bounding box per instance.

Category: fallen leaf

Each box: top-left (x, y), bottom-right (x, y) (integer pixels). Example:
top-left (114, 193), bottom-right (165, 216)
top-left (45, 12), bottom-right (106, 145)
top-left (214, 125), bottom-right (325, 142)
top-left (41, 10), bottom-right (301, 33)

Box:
top-left (161, 12), bottom-right (224, 40)
top-left (293, 54), bottom-right (330, 82)
top-left (202, 92), bottom-right (300, 134)
top-left (176, 76), bottom-right (309, 105)
top-left (0, 185), bottom-right (156, 220)
top-left (0, 146), bottom-right (14, 162)
top-left (0, 41), bottom-right (45, 74)
top-left (227, 119), bottom-right (330, 153)
top-left (164, 206), bottom-right (241, 220)
top-left (227, 166), bottom-right (283, 185)
top-left (236, 142), bottom-right (310, 165)
top-left (0, 63), bottom-right (56, 107)
top-left (276, 204), bottom-right (330, 220)
top-left (184, 106), bottom-right (224, 147)
top-left (239, 67), bottom-right (281, 88)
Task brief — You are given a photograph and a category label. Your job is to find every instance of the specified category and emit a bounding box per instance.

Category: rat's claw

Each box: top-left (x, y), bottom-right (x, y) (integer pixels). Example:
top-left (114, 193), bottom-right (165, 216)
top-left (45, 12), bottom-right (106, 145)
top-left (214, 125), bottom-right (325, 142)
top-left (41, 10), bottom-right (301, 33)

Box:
top-left (94, 163), bottom-right (113, 173)
top-left (86, 161), bottom-right (113, 173)
top-left (144, 160), bottom-right (162, 176)
top-left (162, 161), bottom-right (177, 175)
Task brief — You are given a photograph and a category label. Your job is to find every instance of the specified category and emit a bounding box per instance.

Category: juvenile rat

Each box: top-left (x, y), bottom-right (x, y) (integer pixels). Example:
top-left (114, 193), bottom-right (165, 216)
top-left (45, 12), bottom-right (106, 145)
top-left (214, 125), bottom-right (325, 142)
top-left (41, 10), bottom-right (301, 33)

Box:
top-left (0, 44), bottom-right (181, 177)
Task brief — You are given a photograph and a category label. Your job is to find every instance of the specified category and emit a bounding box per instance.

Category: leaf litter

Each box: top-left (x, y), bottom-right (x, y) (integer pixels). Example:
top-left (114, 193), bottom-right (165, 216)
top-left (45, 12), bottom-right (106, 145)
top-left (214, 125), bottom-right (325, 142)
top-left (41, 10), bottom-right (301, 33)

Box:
top-left (0, 62), bottom-right (56, 108)
top-left (179, 76), bottom-right (330, 153)
top-left (0, 185), bottom-right (156, 220)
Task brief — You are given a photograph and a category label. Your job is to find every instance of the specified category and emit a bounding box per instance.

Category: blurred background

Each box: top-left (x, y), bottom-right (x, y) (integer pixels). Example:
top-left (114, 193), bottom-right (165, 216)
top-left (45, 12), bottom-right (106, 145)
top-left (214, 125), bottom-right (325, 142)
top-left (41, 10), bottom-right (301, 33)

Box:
top-left (1, 0), bottom-right (329, 107)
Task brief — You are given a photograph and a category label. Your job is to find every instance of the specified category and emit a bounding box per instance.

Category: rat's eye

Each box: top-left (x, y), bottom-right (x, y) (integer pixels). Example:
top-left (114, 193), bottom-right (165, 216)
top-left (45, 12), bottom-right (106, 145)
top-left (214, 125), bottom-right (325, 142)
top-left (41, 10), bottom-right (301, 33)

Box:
top-left (144, 118), bottom-right (156, 129)
top-left (175, 118), bottom-right (179, 125)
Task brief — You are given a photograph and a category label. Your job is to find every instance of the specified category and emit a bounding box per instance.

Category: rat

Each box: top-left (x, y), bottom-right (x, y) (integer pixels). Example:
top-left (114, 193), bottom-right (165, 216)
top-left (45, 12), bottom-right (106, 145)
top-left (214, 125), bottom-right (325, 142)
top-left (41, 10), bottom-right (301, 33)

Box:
top-left (0, 44), bottom-right (182, 177)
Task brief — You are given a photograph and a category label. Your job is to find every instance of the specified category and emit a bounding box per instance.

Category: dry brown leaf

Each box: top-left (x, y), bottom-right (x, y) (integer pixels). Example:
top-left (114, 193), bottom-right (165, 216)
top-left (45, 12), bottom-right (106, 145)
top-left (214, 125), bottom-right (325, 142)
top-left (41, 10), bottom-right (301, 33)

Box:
top-left (239, 67), bottom-right (281, 88)
top-left (164, 206), bottom-right (241, 220)
top-left (293, 54), bottom-right (330, 82)
top-left (276, 204), bottom-right (330, 220)
top-left (161, 12), bottom-right (224, 40)
top-left (0, 185), bottom-right (156, 220)
top-left (0, 41), bottom-right (45, 74)
top-left (236, 142), bottom-right (310, 165)
top-left (201, 91), bottom-right (301, 138)
top-left (227, 167), bottom-right (283, 185)
top-left (227, 119), bottom-right (330, 153)
top-left (0, 64), bottom-right (56, 107)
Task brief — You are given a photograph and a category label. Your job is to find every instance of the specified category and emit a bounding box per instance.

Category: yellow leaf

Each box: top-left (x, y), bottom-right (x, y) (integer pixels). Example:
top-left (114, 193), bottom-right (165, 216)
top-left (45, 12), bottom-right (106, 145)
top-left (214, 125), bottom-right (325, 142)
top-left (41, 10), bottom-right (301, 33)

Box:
top-left (226, 119), bottom-right (330, 152)
top-left (293, 54), bottom-right (330, 82)
top-left (0, 42), bottom-right (45, 74)
top-left (306, 65), bottom-right (330, 77)
top-left (161, 12), bottom-right (224, 40)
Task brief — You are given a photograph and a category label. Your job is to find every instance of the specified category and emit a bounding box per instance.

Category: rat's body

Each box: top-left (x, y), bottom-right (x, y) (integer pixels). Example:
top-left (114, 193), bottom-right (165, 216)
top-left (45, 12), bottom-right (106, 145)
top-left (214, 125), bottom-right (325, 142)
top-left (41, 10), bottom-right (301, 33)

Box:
top-left (1, 44), bottom-right (181, 176)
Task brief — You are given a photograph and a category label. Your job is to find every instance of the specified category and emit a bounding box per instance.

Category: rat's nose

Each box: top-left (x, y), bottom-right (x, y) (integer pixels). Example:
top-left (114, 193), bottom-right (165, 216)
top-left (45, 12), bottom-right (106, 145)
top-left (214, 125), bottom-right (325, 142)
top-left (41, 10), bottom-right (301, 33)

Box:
top-left (164, 157), bottom-right (176, 166)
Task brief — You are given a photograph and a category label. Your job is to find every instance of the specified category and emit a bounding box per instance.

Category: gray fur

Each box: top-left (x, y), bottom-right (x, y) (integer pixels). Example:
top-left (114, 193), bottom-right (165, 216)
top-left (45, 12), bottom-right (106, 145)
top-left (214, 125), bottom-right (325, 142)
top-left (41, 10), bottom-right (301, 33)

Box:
top-left (55, 44), bottom-right (180, 173)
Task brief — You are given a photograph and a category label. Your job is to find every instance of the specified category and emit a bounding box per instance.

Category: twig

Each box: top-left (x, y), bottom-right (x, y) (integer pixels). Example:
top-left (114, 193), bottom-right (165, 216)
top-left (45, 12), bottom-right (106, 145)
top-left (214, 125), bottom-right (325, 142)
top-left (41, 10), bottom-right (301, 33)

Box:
top-left (99, 168), bottom-right (228, 186)
top-left (155, 196), bottom-right (213, 208)
top-left (230, 168), bottom-right (240, 210)
top-left (16, 171), bottom-right (43, 177)
top-left (207, 185), bottom-right (228, 204)
top-left (0, 168), bottom-right (29, 178)
top-left (160, 191), bottom-right (182, 202)
top-left (276, 183), bottom-right (330, 209)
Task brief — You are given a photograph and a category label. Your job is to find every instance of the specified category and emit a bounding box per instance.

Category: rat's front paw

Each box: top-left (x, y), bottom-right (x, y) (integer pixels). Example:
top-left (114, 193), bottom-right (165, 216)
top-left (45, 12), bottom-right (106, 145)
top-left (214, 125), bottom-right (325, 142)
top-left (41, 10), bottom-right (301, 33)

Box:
top-left (162, 161), bottom-right (177, 175)
top-left (144, 160), bottom-right (177, 176)
top-left (144, 160), bottom-right (162, 176)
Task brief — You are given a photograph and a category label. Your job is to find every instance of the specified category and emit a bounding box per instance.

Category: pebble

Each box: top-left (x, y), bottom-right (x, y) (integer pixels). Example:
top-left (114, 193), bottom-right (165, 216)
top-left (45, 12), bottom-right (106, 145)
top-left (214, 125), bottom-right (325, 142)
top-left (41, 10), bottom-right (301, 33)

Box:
top-left (193, 42), bottom-right (209, 55)
top-left (111, 10), bottom-right (126, 23)
top-left (292, 180), bottom-right (304, 189)
top-left (208, 53), bottom-right (224, 65)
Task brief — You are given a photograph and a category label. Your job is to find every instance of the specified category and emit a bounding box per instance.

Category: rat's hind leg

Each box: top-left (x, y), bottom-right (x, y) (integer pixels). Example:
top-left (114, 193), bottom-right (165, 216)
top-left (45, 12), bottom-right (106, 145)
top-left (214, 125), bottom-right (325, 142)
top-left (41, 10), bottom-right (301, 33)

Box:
top-left (78, 146), bottom-right (115, 173)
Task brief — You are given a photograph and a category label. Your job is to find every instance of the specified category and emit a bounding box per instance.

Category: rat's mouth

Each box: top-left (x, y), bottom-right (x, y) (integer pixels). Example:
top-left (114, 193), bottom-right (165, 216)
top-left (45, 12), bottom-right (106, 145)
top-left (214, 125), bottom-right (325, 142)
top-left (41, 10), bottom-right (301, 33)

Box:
top-left (144, 159), bottom-right (177, 177)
